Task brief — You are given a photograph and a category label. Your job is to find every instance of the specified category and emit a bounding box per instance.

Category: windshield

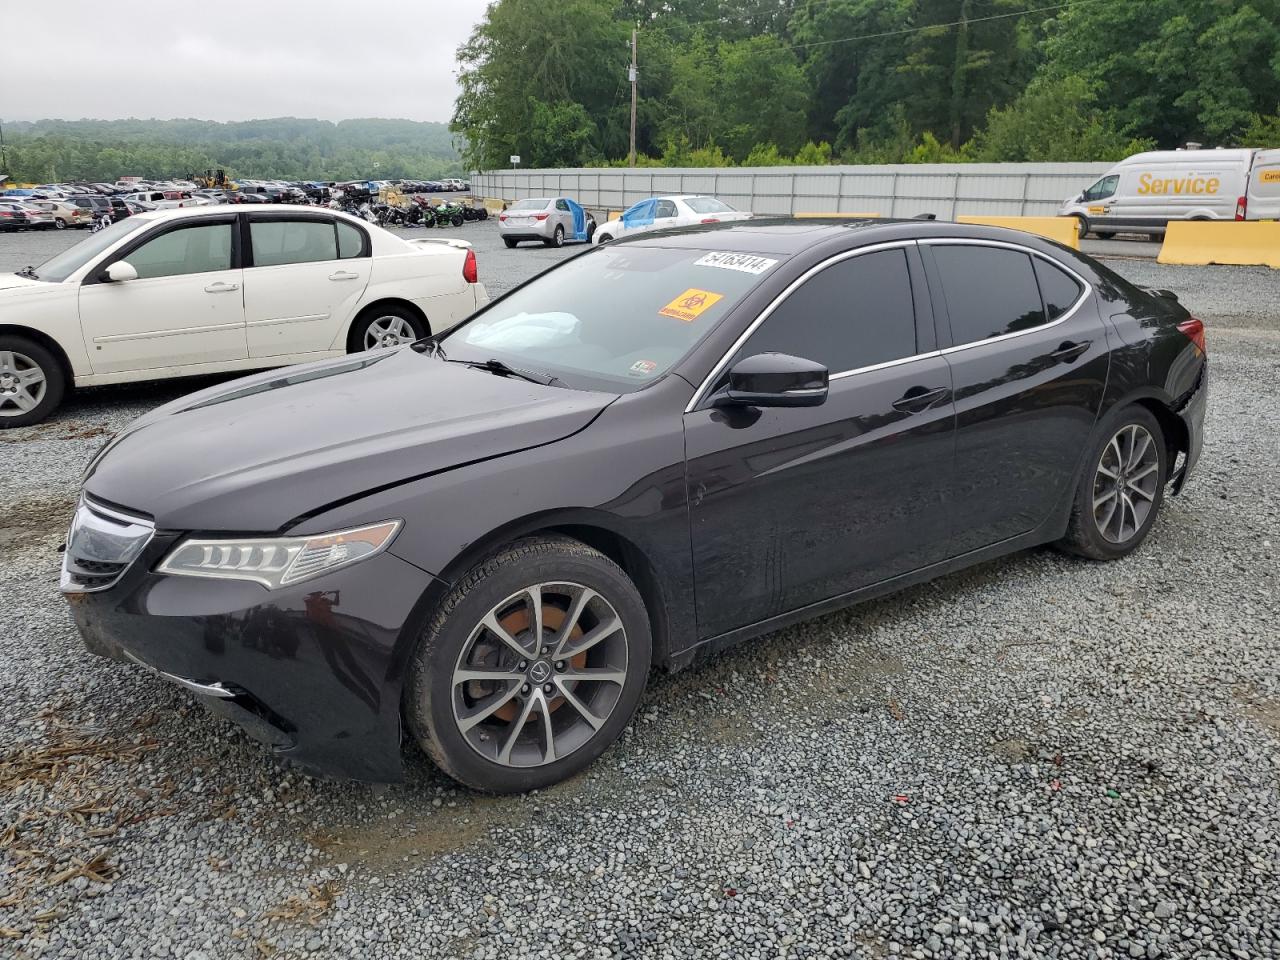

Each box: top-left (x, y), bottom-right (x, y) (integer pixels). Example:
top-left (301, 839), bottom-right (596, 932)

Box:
top-left (31, 216), bottom-right (150, 283)
top-left (442, 244), bottom-right (784, 392)
top-left (685, 197), bottom-right (737, 214)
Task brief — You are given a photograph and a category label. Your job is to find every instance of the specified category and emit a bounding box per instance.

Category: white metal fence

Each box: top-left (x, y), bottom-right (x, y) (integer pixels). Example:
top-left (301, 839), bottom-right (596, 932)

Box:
top-left (472, 163), bottom-right (1112, 218)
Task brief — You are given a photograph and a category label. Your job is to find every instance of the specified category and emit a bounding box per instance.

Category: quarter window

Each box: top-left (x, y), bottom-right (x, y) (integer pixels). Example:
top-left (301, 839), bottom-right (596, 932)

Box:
top-left (336, 221), bottom-right (367, 259)
top-left (932, 246), bottom-right (1046, 344)
top-left (251, 219), bottom-right (338, 266)
top-left (733, 248), bottom-right (918, 374)
top-left (124, 222), bottom-right (233, 279)
top-left (1033, 258), bottom-right (1084, 320)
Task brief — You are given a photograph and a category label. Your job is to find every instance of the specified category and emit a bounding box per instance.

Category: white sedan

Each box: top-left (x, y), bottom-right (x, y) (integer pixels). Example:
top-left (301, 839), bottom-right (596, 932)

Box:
top-left (592, 195), bottom-right (752, 244)
top-left (0, 205), bottom-right (489, 427)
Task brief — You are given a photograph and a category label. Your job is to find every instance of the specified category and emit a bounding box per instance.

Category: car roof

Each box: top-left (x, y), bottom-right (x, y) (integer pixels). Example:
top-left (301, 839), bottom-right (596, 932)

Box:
top-left (132, 203), bottom-right (359, 224)
top-left (623, 217), bottom-right (1077, 256)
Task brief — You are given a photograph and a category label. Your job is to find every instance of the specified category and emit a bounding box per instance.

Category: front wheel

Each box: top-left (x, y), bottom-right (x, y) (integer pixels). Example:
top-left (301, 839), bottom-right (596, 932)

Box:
top-left (348, 305), bottom-right (427, 352)
top-left (1073, 216), bottom-right (1089, 240)
top-left (0, 336), bottom-right (67, 429)
top-left (1057, 406), bottom-right (1167, 560)
top-left (405, 536), bottom-right (652, 793)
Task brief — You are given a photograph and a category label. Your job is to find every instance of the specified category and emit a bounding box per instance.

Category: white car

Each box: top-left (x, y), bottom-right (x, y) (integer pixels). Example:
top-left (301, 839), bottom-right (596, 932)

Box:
top-left (593, 195), bottom-right (752, 244)
top-left (0, 205), bottom-right (489, 427)
top-left (123, 190), bottom-right (196, 210)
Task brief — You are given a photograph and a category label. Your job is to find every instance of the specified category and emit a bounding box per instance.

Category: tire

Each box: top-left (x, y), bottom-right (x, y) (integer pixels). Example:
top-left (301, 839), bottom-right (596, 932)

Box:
top-left (1073, 216), bottom-right (1089, 240)
top-left (0, 336), bottom-right (67, 429)
top-left (503, 237), bottom-right (517, 249)
top-left (347, 305), bottom-right (428, 352)
top-left (405, 535), bottom-right (652, 793)
top-left (596, 232), bottom-right (613, 245)
top-left (546, 225), bottom-right (565, 248)
top-left (54, 218), bottom-right (67, 230)
top-left (450, 214), bottom-right (463, 227)
top-left (1057, 405), bottom-right (1167, 561)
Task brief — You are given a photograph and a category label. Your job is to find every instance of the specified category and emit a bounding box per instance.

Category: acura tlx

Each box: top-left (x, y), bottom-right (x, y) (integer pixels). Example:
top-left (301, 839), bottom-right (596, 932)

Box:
top-left (62, 218), bottom-right (1206, 794)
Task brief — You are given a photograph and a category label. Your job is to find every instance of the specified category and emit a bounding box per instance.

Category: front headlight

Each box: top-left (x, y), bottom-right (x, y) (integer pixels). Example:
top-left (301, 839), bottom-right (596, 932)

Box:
top-left (156, 520), bottom-right (402, 590)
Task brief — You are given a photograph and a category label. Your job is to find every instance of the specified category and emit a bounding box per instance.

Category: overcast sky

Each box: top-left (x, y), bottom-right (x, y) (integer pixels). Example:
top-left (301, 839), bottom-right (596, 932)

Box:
top-left (0, 0), bottom-right (491, 124)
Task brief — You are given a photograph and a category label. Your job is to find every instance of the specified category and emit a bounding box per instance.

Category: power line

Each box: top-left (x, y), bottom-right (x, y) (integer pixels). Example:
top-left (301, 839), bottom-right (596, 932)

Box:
top-left (783, 0), bottom-right (1115, 51)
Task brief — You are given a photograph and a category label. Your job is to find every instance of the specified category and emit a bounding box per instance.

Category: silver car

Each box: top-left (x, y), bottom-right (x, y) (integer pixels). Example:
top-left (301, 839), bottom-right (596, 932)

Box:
top-left (498, 197), bottom-right (594, 248)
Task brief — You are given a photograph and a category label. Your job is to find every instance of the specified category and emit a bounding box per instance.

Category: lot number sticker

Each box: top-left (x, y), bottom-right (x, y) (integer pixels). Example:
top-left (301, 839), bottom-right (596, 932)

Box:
top-left (694, 252), bottom-right (778, 275)
top-left (659, 289), bottom-right (725, 322)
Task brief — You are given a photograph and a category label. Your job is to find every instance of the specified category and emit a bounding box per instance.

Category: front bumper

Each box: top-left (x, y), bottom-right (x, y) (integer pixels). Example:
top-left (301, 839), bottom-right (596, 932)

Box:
top-left (64, 533), bottom-right (439, 782)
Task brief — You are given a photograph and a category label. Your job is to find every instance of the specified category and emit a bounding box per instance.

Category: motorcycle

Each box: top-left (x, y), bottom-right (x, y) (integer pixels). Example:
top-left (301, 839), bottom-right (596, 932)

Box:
top-left (433, 200), bottom-right (465, 228)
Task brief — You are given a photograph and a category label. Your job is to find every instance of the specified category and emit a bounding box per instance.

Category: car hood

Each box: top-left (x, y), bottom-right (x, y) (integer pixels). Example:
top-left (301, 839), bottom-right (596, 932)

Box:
top-left (85, 349), bottom-right (617, 532)
top-left (0, 274), bottom-right (51, 293)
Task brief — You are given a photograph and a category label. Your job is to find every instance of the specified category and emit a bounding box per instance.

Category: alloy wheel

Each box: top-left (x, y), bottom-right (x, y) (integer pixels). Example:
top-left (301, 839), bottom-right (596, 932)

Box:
top-left (364, 316), bottom-right (416, 350)
top-left (1092, 423), bottom-right (1159, 543)
top-left (0, 351), bottom-right (47, 418)
top-left (451, 582), bottom-right (629, 768)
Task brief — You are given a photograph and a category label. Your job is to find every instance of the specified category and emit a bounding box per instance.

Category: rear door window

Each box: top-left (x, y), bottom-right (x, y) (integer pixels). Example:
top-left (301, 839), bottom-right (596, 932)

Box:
top-left (732, 248), bottom-right (918, 374)
top-left (931, 245), bottom-right (1046, 344)
top-left (250, 218), bottom-right (338, 266)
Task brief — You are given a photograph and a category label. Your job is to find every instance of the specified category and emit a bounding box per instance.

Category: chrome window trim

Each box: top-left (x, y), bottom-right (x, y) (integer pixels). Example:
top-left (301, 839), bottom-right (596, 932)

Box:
top-left (684, 240), bottom-right (918, 413)
top-left (918, 238), bottom-right (1092, 356)
top-left (685, 236), bottom-right (1094, 413)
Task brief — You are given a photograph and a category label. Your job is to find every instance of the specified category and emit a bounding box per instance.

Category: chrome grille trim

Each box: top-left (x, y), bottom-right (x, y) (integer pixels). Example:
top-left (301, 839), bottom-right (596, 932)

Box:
top-left (60, 495), bottom-right (156, 594)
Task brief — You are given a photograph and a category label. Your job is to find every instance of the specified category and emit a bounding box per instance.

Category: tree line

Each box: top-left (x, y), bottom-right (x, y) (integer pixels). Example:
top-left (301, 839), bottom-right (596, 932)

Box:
top-left (0, 118), bottom-right (464, 184)
top-left (452, 0), bottom-right (1280, 169)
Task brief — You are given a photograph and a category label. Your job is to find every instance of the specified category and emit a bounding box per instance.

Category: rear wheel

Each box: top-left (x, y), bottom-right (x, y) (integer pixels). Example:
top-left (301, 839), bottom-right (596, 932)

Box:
top-left (405, 536), bottom-right (652, 793)
top-left (0, 337), bottom-right (66, 429)
top-left (54, 217), bottom-right (67, 230)
top-left (1058, 405), bottom-right (1166, 560)
top-left (348, 305), bottom-right (427, 352)
top-left (503, 237), bottom-right (518, 248)
top-left (546, 225), bottom-right (565, 248)
top-left (596, 232), bottom-right (613, 245)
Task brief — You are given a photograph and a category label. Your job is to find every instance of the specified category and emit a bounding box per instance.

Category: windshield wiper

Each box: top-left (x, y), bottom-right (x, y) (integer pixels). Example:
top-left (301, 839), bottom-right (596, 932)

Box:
top-left (16, 265), bottom-right (38, 280)
top-left (449, 357), bottom-right (563, 387)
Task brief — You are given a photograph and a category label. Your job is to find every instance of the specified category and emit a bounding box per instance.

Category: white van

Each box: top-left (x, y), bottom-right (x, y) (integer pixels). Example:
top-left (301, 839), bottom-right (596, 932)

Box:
top-left (1060, 148), bottom-right (1253, 238)
top-left (1246, 148), bottom-right (1280, 220)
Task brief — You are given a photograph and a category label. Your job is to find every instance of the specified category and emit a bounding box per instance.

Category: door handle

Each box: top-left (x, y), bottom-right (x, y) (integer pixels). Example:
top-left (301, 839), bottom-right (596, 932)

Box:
top-left (891, 385), bottom-right (949, 414)
top-left (1050, 339), bottom-right (1092, 363)
top-left (329, 271), bottom-right (360, 281)
top-left (204, 281), bottom-right (239, 293)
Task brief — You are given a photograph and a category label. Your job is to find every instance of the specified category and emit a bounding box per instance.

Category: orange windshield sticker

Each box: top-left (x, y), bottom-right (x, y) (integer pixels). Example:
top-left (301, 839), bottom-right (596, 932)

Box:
top-left (659, 288), bottom-right (724, 323)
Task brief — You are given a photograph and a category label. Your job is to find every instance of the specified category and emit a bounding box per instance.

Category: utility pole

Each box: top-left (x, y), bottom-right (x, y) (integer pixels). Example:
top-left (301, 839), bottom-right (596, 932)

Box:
top-left (628, 27), bottom-right (638, 168)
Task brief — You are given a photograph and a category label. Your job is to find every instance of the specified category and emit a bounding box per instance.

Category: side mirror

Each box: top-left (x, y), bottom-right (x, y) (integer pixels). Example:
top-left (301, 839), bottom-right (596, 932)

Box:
top-left (717, 353), bottom-right (828, 408)
top-left (103, 261), bottom-right (138, 283)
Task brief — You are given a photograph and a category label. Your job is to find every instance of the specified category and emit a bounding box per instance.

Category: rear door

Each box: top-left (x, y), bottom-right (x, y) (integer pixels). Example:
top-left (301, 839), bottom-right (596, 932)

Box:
top-left (684, 242), bottom-right (955, 638)
top-left (242, 213), bottom-right (372, 359)
top-left (1248, 149), bottom-right (1280, 220)
top-left (922, 240), bottom-right (1108, 553)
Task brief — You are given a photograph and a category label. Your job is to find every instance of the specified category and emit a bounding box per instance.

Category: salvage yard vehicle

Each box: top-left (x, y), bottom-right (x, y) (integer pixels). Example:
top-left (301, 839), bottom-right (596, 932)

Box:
top-left (1059, 147), bottom-right (1280, 238)
top-left (22, 199), bottom-right (91, 229)
top-left (593, 195), bottom-right (751, 244)
top-left (0, 205), bottom-right (488, 426)
top-left (0, 201), bottom-right (57, 231)
top-left (61, 218), bottom-right (1207, 793)
top-left (499, 197), bottom-right (594, 247)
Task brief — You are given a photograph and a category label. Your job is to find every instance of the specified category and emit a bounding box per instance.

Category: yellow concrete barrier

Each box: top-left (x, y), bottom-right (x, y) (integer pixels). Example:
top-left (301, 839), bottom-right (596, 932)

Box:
top-left (1157, 221), bottom-right (1280, 268)
top-left (793, 212), bottom-right (881, 219)
top-left (480, 197), bottom-right (507, 214)
top-left (956, 215), bottom-right (1080, 250)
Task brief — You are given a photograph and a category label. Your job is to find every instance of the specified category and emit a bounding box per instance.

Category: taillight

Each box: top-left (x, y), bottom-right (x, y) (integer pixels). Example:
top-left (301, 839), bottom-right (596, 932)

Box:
top-left (700, 217), bottom-right (720, 224)
top-left (462, 248), bottom-right (478, 284)
top-left (498, 213), bottom-right (507, 221)
top-left (1177, 317), bottom-right (1206, 354)
top-left (1235, 196), bottom-right (1247, 220)
top-left (533, 213), bottom-right (549, 221)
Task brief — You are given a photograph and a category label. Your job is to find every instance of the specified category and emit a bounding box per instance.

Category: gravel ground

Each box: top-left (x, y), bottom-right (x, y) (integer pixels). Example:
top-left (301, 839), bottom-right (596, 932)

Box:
top-left (0, 223), bottom-right (1277, 960)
